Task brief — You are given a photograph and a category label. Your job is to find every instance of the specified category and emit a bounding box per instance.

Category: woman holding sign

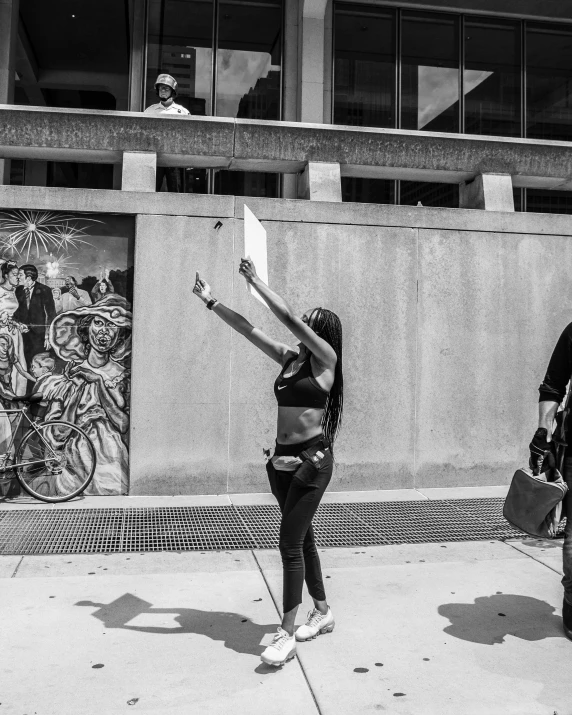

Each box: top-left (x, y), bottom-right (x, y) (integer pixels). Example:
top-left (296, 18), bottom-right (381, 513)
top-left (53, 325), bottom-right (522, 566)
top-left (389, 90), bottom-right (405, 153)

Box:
top-left (193, 260), bottom-right (343, 667)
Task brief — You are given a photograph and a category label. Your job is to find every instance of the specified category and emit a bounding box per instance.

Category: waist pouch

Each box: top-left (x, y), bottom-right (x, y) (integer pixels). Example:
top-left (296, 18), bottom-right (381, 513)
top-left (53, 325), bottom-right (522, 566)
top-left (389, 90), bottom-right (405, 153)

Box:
top-left (270, 436), bottom-right (330, 484)
top-left (270, 455), bottom-right (303, 472)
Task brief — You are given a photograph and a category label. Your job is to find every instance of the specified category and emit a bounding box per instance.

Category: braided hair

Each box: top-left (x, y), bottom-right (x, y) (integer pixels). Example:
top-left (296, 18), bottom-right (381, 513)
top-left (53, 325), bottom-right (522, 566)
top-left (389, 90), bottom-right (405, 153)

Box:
top-left (311, 307), bottom-right (344, 448)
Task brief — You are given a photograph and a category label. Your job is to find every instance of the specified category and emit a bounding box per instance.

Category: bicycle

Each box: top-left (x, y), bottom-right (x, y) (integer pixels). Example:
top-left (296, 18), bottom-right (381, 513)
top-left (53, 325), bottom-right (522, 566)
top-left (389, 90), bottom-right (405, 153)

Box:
top-left (0, 393), bottom-right (97, 503)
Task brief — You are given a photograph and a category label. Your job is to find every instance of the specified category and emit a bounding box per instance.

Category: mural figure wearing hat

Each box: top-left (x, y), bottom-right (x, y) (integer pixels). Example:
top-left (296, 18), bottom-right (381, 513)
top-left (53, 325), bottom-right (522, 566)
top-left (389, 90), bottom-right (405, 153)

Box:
top-left (144, 73), bottom-right (191, 193)
top-left (34, 294), bottom-right (132, 496)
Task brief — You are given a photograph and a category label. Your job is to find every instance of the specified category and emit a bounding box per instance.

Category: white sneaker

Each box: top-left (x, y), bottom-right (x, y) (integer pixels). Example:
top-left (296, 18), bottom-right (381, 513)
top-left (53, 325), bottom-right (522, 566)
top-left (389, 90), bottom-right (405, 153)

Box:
top-left (295, 607), bottom-right (335, 641)
top-left (260, 627), bottom-right (296, 666)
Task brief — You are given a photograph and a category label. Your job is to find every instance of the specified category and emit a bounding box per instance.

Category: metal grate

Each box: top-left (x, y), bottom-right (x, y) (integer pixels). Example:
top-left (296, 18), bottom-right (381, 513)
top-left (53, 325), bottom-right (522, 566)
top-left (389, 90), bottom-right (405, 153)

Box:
top-left (445, 497), bottom-right (567, 539)
top-left (0, 498), bottom-right (564, 555)
top-left (344, 500), bottom-right (495, 544)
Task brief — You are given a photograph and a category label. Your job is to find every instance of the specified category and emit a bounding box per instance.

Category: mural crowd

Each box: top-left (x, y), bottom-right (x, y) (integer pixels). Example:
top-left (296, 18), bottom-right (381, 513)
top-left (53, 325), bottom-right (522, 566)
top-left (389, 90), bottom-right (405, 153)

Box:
top-left (0, 210), bottom-right (134, 496)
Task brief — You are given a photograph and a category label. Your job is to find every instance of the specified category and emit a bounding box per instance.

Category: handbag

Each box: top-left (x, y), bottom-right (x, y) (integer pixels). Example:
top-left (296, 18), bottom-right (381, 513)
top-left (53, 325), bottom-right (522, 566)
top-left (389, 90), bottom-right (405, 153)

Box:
top-left (503, 389), bottom-right (570, 538)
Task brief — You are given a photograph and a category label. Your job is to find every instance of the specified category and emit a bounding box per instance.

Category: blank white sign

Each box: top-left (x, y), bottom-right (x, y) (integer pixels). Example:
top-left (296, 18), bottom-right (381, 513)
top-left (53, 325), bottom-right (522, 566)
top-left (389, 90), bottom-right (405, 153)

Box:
top-left (244, 204), bottom-right (269, 307)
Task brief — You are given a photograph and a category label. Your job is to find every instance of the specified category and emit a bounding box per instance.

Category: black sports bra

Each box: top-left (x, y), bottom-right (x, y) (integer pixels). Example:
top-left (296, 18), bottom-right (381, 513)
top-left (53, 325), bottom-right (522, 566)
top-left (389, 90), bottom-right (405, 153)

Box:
top-left (274, 356), bottom-right (329, 408)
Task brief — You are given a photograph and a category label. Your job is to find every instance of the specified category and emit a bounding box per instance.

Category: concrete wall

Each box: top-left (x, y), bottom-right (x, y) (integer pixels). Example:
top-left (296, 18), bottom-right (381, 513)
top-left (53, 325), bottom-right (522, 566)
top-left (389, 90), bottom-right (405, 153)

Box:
top-left (128, 198), bottom-right (572, 494)
top-left (2, 186), bottom-right (572, 494)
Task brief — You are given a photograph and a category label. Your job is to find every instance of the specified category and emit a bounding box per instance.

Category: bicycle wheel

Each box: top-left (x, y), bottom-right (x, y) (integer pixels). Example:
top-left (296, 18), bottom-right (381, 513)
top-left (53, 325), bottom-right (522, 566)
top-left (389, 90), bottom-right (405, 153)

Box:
top-left (15, 421), bottom-right (96, 503)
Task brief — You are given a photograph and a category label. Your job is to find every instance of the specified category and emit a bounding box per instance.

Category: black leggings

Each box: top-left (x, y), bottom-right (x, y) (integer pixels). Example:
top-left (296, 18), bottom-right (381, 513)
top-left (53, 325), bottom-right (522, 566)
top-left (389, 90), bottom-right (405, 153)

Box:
top-left (265, 434), bottom-right (333, 613)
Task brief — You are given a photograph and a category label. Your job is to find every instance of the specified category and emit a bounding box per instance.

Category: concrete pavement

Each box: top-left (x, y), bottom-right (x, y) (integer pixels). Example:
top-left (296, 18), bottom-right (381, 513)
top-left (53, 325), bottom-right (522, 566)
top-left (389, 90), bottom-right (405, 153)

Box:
top-left (0, 488), bottom-right (570, 714)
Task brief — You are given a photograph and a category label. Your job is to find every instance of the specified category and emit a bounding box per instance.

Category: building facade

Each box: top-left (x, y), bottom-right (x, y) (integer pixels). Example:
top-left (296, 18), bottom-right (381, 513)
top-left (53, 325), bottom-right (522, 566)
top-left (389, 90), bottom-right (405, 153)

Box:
top-left (1, 0), bottom-right (572, 496)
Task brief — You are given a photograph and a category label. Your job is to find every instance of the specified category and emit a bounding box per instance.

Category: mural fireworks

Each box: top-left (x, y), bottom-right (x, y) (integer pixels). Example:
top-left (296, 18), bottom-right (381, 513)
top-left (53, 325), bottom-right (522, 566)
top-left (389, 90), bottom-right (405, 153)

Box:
top-left (0, 210), bottom-right (98, 261)
top-left (45, 255), bottom-right (79, 278)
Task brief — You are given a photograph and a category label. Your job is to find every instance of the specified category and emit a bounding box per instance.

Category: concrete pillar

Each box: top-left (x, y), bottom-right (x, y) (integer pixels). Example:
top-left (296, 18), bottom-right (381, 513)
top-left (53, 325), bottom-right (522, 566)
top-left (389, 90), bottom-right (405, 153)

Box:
top-left (0, 0), bottom-right (19, 184)
top-left (298, 161), bottom-right (342, 201)
top-left (459, 173), bottom-right (515, 212)
top-left (121, 151), bottom-right (157, 192)
top-left (299, 0), bottom-right (328, 124)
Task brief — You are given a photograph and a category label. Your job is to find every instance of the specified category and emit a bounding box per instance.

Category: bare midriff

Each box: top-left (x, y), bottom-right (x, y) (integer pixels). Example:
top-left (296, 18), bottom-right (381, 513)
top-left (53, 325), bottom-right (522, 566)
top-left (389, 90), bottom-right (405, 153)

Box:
top-left (276, 406), bottom-right (324, 445)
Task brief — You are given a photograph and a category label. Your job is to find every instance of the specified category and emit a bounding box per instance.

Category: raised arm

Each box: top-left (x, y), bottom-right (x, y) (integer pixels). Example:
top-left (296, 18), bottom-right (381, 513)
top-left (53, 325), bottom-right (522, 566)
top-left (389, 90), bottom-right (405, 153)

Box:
top-left (238, 258), bottom-right (337, 370)
top-left (193, 272), bottom-right (294, 365)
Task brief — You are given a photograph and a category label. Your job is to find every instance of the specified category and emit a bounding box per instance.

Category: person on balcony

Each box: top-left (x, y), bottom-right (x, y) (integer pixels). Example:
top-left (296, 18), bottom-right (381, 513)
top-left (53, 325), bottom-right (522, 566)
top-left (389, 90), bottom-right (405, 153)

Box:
top-left (144, 74), bottom-right (190, 193)
top-left (193, 259), bottom-right (344, 667)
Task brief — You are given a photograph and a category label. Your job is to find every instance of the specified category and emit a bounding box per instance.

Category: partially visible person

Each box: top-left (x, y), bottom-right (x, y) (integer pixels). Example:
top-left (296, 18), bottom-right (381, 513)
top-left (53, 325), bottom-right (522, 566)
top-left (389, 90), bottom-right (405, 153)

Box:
top-left (529, 322), bottom-right (572, 641)
top-left (91, 278), bottom-right (114, 304)
top-left (61, 276), bottom-right (92, 312)
top-left (14, 264), bottom-right (56, 378)
top-left (0, 261), bottom-right (29, 395)
top-left (28, 352), bottom-right (65, 420)
top-left (52, 287), bottom-right (62, 313)
top-left (144, 73), bottom-right (190, 193)
top-left (0, 334), bottom-right (34, 395)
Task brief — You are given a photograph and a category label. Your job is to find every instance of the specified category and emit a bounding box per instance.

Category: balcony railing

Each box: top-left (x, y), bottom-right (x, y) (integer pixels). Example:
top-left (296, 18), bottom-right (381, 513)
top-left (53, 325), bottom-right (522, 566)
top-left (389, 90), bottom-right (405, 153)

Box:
top-left (2, 105), bottom-right (572, 205)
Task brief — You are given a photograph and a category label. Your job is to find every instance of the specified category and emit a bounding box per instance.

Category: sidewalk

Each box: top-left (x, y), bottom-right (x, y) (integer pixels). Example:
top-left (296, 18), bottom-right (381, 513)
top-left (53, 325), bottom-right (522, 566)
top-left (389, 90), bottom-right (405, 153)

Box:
top-left (0, 488), bottom-right (569, 715)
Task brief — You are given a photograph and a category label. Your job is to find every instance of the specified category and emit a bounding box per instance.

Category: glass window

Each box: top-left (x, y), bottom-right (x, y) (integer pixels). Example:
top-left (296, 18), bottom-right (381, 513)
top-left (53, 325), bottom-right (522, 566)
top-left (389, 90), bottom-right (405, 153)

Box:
top-left (526, 189), bottom-right (572, 214)
top-left (214, 171), bottom-right (278, 197)
top-left (400, 182), bottom-right (459, 208)
top-left (17, 0), bottom-right (130, 110)
top-left (342, 178), bottom-right (395, 204)
top-left (216, 0), bottom-right (282, 119)
top-left (513, 187), bottom-right (523, 211)
top-left (527, 24), bottom-right (572, 141)
top-left (401, 12), bottom-right (459, 133)
top-left (334, 4), bottom-right (396, 128)
top-left (464, 18), bottom-right (521, 137)
top-left (147, 0), bottom-right (214, 115)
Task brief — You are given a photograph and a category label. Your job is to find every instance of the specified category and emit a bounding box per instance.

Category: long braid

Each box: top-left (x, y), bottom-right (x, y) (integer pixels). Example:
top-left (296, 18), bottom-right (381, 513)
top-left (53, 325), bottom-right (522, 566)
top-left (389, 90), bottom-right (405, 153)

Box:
top-left (312, 308), bottom-right (344, 448)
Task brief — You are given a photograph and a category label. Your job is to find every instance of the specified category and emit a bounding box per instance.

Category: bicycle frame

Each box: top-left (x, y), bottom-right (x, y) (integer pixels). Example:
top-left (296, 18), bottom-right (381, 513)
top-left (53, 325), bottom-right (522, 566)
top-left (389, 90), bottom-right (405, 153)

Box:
top-left (0, 406), bottom-right (59, 477)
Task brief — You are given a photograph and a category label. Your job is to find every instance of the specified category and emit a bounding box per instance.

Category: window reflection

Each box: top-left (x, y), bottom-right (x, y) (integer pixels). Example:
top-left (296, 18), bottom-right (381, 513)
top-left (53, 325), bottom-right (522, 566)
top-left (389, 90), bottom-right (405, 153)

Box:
top-left (464, 18), bottom-right (521, 136)
top-left (147, 0), bottom-right (214, 115)
top-left (216, 0), bottom-right (282, 119)
top-left (527, 24), bottom-right (572, 141)
top-left (334, 5), bottom-right (395, 127)
top-left (401, 12), bottom-right (459, 133)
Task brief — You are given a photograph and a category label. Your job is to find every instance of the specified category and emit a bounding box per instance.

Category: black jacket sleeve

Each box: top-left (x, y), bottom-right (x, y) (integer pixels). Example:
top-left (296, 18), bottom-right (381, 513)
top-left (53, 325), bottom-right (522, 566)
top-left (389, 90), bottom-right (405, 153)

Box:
top-left (539, 322), bottom-right (572, 403)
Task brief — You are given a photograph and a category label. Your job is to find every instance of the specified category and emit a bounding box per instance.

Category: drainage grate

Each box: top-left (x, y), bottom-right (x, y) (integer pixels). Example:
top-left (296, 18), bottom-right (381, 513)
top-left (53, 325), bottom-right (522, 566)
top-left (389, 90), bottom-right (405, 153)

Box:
top-left (344, 500), bottom-right (495, 544)
top-left (0, 507), bottom-right (256, 554)
top-left (445, 498), bottom-right (567, 539)
top-left (0, 498), bottom-right (564, 555)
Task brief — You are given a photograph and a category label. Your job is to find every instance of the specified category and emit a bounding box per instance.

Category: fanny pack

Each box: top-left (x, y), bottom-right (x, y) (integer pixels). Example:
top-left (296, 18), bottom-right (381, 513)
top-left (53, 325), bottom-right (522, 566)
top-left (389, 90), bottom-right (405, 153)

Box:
top-left (270, 440), bottom-right (330, 475)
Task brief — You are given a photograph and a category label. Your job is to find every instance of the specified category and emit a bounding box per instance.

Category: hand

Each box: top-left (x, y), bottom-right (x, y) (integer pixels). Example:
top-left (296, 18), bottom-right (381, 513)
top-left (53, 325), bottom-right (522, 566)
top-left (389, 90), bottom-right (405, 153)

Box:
top-left (19, 323), bottom-right (29, 333)
top-left (238, 257), bottom-right (258, 285)
top-left (529, 428), bottom-right (555, 475)
top-left (69, 287), bottom-right (79, 299)
top-left (44, 335), bottom-right (51, 350)
top-left (193, 272), bottom-right (213, 304)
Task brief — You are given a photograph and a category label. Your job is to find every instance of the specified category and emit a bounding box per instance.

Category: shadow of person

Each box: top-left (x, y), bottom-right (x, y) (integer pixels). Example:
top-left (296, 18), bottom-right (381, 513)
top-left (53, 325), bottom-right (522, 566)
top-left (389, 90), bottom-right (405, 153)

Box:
top-left (76, 593), bottom-right (280, 658)
top-left (438, 594), bottom-right (564, 645)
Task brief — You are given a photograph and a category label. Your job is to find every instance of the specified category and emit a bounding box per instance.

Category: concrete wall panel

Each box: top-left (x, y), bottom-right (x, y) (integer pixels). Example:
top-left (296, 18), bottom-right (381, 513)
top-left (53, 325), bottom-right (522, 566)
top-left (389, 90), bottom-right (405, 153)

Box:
top-left (227, 216), bottom-right (417, 493)
top-left (416, 229), bottom-right (572, 488)
top-left (129, 214), bottom-right (235, 495)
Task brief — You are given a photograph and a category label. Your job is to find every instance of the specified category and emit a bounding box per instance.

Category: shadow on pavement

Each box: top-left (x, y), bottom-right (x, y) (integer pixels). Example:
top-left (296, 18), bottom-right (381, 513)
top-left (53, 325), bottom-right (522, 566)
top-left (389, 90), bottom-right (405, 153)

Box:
top-left (76, 593), bottom-right (279, 658)
top-left (438, 594), bottom-right (564, 644)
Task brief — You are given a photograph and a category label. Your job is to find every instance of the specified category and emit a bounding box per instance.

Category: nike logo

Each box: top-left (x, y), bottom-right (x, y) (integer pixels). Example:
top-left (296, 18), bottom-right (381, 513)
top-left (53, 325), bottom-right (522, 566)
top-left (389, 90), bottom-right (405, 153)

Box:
top-left (277, 385), bottom-right (287, 390)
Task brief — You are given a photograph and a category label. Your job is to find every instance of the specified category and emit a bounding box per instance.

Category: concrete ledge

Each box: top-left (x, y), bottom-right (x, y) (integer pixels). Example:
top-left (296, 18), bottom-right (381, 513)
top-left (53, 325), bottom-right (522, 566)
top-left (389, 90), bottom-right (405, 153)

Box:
top-left (4, 187), bottom-right (572, 235)
top-left (2, 106), bottom-right (572, 189)
top-left (0, 185), bottom-right (236, 217)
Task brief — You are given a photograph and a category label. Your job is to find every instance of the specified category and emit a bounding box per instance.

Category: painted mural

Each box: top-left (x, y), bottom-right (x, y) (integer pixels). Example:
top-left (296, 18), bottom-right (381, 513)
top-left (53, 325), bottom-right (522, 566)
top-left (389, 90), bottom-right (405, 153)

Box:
top-left (0, 210), bottom-right (134, 496)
